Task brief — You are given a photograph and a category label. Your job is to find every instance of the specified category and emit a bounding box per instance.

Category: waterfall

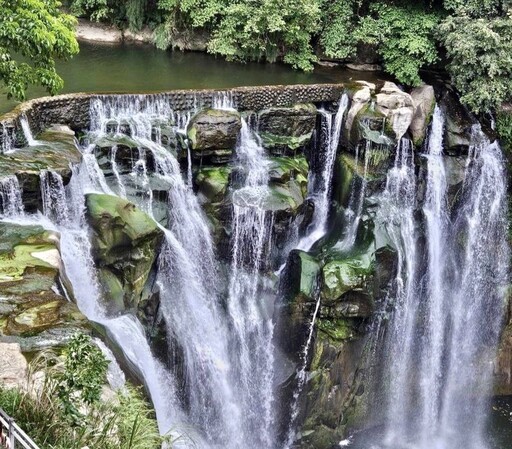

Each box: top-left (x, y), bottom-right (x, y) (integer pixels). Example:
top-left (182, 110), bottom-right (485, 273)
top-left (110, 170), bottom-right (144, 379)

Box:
top-left (0, 176), bottom-right (24, 217)
top-left (297, 94), bottom-right (349, 251)
top-left (227, 118), bottom-right (276, 449)
top-left (336, 139), bottom-right (371, 251)
top-left (85, 96), bottom-right (249, 449)
top-left (20, 114), bottom-right (36, 146)
top-left (419, 105), bottom-right (448, 440)
top-left (1, 124), bottom-right (14, 154)
top-left (38, 163), bottom-right (178, 435)
top-left (110, 146), bottom-right (127, 198)
top-left (437, 125), bottom-right (508, 448)
top-left (379, 138), bottom-right (419, 445)
top-left (40, 170), bottom-right (71, 226)
top-left (377, 113), bottom-right (509, 448)
top-left (213, 91), bottom-right (236, 111)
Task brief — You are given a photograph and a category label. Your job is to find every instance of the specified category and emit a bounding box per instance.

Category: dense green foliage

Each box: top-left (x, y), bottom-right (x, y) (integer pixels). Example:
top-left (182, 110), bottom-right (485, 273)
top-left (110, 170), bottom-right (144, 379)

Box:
top-left (64, 0), bottom-right (512, 112)
top-left (354, 3), bottom-right (441, 86)
top-left (0, 334), bottom-right (164, 449)
top-left (497, 109), bottom-right (512, 152)
top-left (0, 0), bottom-right (510, 111)
top-left (0, 0), bottom-right (79, 100)
top-left (439, 14), bottom-right (512, 113)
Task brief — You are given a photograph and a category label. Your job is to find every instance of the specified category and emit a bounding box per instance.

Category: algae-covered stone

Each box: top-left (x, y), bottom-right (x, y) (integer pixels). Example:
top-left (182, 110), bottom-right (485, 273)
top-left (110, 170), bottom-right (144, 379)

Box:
top-left (85, 193), bottom-right (164, 311)
top-left (258, 103), bottom-right (317, 153)
top-left (322, 251), bottom-right (373, 301)
top-left (195, 166), bottom-right (232, 204)
top-left (187, 108), bottom-right (241, 151)
top-left (286, 250), bottom-right (321, 300)
top-left (0, 222), bottom-right (88, 345)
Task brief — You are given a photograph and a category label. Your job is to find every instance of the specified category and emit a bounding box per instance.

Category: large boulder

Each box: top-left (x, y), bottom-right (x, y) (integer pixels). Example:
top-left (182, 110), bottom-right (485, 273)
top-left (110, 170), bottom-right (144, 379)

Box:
top-left (195, 166), bottom-right (232, 204)
top-left (375, 82), bottom-right (414, 140)
top-left (0, 125), bottom-right (82, 212)
top-left (85, 193), bottom-right (164, 313)
top-left (410, 84), bottom-right (436, 147)
top-left (0, 222), bottom-right (89, 350)
top-left (322, 251), bottom-right (374, 302)
top-left (440, 90), bottom-right (475, 154)
top-left (187, 108), bottom-right (242, 156)
top-left (345, 86), bottom-right (372, 148)
top-left (258, 104), bottom-right (317, 155)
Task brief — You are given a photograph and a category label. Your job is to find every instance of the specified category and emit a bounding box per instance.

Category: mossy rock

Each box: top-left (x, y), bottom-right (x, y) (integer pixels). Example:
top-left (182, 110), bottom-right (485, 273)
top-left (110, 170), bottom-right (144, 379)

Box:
top-left (268, 156), bottom-right (309, 185)
top-left (85, 193), bottom-right (164, 311)
top-left (0, 222), bottom-right (88, 342)
top-left (258, 103), bottom-right (317, 153)
top-left (322, 251), bottom-right (374, 302)
top-left (316, 317), bottom-right (359, 343)
top-left (187, 108), bottom-right (241, 151)
top-left (195, 166), bottom-right (232, 204)
top-left (0, 129), bottom-right (82, 212)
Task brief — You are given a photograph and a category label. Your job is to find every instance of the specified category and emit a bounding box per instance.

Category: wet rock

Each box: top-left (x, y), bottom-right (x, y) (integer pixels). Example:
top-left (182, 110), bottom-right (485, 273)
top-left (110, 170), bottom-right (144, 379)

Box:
top-left (410, 85), bottom-right (436, 147)
top-left (0, 127), bottom-right (81, 212)
top-left (495, 322), bottom-right (512, 395)
top-left (195, 166), bottom-right (232, 204)
top-left (0, 222), bottom-right (89, 348)
top-left (258, 104), bottom-right (317, 154)
top-left (85, 193), bottom-right (164, 313)
top-left (296, 335), bottom-right (366, 449)
top-left (187, 108), bottom-right (241, 153)
top-left (440, 90), bottom-right (475, 154)
top-left (345, 86), bottom-right (372, 147)
top-left (274, 250), bottom-right (321, 364)
top-left (322, 251), bottom-right (373, 302)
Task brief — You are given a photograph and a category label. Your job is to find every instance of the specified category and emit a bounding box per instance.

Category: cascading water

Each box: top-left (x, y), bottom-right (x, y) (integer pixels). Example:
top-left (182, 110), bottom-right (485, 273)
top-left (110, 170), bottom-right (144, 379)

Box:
top-left (336, 139), bottom-right (371, 251)
top-left (40, 170), bottom-right (71, 225)
top-left (227, 118), bottom-right (277, 448)
top-left (297, 94), bottom-right (349, 251)
top-left (284, 292), bottom-right (321, 449)
top-left (20, 114), bottom-right (36, 146)
top-left (35, 158), bottom-right (177, 435)
top-left (0, 175), bottom-right (24, 217)
top-left (1, 124), bottom-right (14, 154)
top-left (375, 110), bottom-right (509, 449)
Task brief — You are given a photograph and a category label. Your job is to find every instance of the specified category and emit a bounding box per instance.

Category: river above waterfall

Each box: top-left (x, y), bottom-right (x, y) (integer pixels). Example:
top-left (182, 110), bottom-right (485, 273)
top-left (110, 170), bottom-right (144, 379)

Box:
top-left (0, 41), bottom-right (383, 115)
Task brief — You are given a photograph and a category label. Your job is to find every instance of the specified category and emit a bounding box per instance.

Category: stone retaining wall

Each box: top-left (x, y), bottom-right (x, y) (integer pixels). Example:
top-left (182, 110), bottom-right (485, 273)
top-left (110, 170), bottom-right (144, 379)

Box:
top-left (0, 83), bottom-right (344, 148)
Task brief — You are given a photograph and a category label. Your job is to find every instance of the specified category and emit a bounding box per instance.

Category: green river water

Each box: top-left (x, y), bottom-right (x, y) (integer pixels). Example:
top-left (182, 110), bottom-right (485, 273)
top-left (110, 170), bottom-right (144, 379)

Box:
top-left (0, 40), bottom-right (381, 115)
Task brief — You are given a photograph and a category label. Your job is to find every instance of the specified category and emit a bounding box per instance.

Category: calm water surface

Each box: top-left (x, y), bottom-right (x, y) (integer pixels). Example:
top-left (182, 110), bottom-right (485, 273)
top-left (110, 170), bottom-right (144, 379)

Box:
top-left (0, 41), bottom-right (383, 114)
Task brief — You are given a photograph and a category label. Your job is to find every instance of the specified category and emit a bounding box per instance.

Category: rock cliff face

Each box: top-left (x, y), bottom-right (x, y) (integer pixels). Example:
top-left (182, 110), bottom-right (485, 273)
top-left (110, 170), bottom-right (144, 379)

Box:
top-left (0, 82), bottom-right (509, 449)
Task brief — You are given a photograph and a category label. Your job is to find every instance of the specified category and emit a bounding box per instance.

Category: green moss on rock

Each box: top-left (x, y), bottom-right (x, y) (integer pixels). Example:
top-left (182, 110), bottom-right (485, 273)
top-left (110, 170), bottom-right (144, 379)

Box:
top-left (85, 193), bottom-right (163, 311)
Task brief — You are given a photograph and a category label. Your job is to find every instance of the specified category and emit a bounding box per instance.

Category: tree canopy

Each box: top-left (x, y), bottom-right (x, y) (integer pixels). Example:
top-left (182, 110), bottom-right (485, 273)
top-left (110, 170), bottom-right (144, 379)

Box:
top-left (2, 0), bottom-right (512, 112)
top-left (0, 0), bottom-right (79, 100)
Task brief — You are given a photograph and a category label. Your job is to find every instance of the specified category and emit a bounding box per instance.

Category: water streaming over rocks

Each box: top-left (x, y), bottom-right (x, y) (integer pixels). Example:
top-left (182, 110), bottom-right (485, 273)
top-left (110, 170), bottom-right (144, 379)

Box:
top-left (227, 118), bottom-right (276, 448)
top-left (20, 114), bottom-right (37, 146)
top-left (0, 175), bottom-right (24, 217)
top-left (297, 94), bottom-right (349, 251)
top-left (1, 88), bottom-right (509, 449)
top-left (372, 110), bottom-right (509, 449)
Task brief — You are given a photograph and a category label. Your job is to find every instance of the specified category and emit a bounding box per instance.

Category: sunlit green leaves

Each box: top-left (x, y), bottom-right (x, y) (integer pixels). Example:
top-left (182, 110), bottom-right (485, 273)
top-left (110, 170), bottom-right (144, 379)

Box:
top-left (0, 0), bottom-right (78, 100)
